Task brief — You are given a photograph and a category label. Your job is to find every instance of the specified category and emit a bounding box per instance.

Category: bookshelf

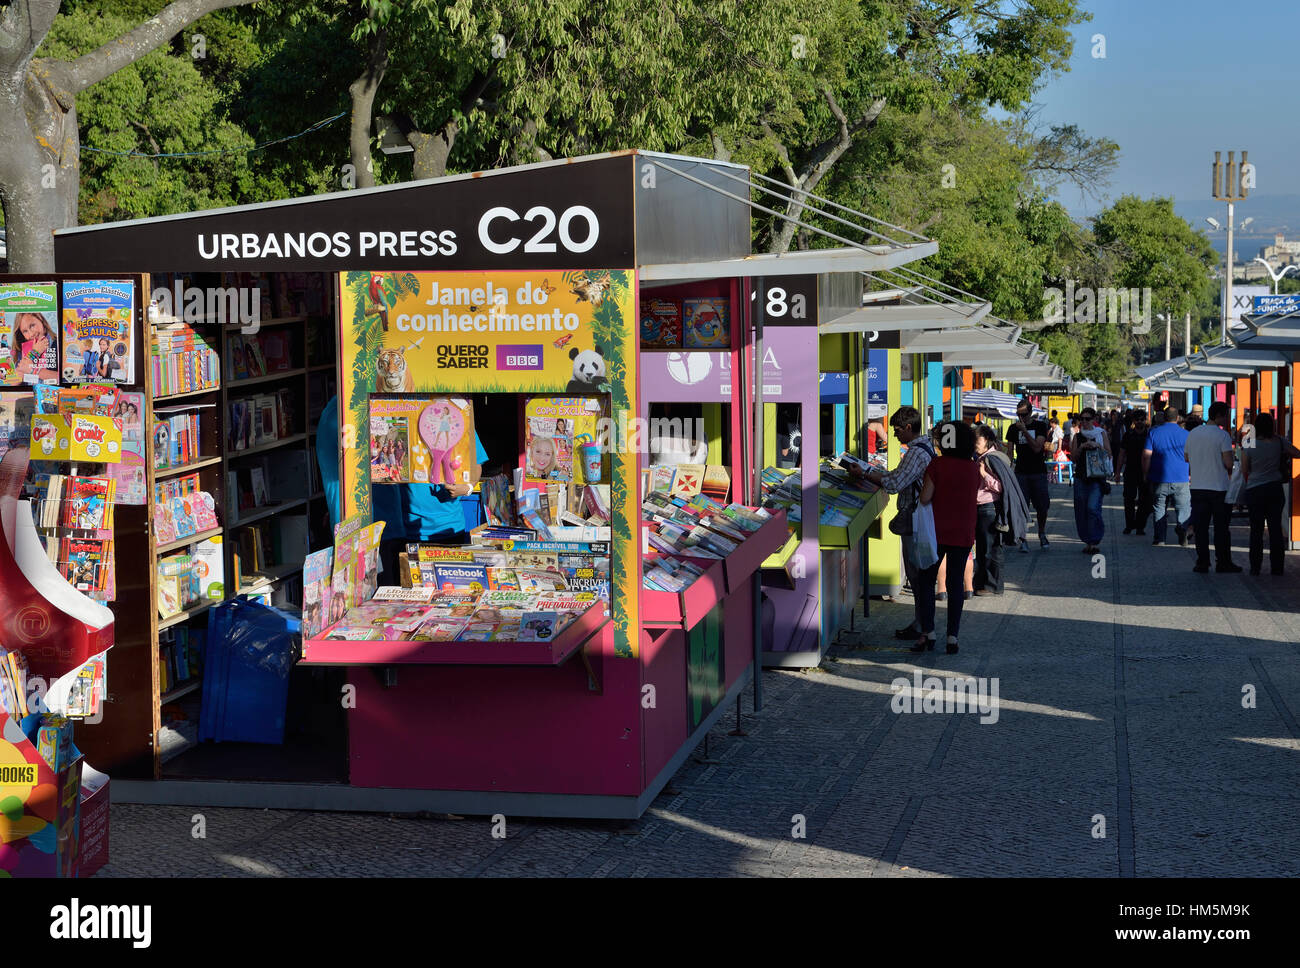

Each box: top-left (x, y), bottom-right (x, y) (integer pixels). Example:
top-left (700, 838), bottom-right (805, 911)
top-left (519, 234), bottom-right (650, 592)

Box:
top-left (70, 270), bottom-right (339, 779)
top-left (220, 283), bottom-right (336, 602)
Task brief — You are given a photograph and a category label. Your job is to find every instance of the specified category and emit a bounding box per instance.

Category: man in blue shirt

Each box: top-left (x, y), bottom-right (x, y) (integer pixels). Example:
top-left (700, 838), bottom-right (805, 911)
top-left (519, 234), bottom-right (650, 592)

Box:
top-left (1142, 405), bottom-right (1191, 546)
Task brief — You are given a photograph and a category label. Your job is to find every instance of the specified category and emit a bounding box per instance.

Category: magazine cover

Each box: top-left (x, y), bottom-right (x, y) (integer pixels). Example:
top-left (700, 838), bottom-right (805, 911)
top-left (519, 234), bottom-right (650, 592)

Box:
top-left (682, 297), bottom-right (730, 349)
top-left (60, 280), bottom-right (135, 384)
top-left (639, 297), bottom-right (682, 349)
top-left (369, 413), bottom-right (411, 483)
top-left (0, 281), bottom-right (58, 386)
top-left (522, 396), bottom-right (602, 485)
top-left (302, 547), bottom-right (335, 638)
top-left (105, 391), bottom-right (147, 504)
top-left (63, 477), bottom-right (113, 530)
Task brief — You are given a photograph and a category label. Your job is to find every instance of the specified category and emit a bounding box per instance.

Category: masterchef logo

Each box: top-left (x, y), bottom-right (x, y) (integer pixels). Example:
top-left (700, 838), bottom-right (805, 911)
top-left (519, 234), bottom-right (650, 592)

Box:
top-left (15, 605), bottom-right (51, 642)
top-left (73, 419), bottom-right (106, 444)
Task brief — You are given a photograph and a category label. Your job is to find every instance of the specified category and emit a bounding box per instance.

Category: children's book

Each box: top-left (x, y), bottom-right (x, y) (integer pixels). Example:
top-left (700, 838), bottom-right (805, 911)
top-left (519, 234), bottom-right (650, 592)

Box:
top-left (63, 477), bottom-right (113, 530)
top-left (242, 334), bottom-right (267, 378)
top-left (639, 297), bottom-right (683, 349)
top-left (649, 464), bottom-right (677, 494)
top-left (61, 280), bottom-right (134, 384)
top-left (301, 547), bottom-right (335, 638)
top-left (0, 282), bottom-right (59, 387)
top-left (683, 297), bottom-right (730, 349)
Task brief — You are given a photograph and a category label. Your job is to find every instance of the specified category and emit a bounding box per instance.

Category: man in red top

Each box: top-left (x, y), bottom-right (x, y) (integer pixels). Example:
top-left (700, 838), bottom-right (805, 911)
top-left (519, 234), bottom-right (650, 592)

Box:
top-left (912, 420), bottom-right (979, 655)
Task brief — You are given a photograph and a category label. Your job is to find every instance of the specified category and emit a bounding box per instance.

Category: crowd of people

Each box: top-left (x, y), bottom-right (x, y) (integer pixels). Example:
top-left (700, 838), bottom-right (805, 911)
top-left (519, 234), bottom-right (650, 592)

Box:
top-left (858, 396), bottom-right (1295, 653)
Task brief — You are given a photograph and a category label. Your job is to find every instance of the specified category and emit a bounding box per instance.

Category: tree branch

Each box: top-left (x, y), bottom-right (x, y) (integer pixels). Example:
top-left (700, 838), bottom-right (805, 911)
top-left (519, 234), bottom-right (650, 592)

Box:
top-left (53, 0), bottom-right (259, 94)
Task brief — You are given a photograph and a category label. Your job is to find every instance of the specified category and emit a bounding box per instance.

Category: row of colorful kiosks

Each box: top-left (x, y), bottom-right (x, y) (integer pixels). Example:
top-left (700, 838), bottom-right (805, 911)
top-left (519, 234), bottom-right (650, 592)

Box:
top-left (0, 445), bottom-right (112, 878)
top-left (293, 270), bottom-right (784, 811)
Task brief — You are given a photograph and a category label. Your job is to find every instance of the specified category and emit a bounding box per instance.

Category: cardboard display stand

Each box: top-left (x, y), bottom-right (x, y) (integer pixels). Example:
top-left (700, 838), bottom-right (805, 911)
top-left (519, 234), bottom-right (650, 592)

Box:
top-left (53, 151), bottom-right (792, 817)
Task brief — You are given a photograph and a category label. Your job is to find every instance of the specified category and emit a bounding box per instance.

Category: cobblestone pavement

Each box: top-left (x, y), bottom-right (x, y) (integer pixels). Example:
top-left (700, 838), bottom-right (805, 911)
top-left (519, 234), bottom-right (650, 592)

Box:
top-left (99, 487), bottom-right (1300, 876)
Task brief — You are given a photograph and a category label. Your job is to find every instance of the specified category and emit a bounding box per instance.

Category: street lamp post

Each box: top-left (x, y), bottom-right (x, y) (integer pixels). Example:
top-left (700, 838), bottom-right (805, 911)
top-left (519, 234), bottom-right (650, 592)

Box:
top-left (1253, 257), bottom-right (1299, 294)
top-left (1211, 150), bottom-right (1253, 342)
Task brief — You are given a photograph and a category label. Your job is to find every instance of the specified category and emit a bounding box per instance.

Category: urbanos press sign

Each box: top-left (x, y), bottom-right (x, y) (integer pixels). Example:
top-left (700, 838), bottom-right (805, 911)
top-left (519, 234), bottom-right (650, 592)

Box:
top-left (54, 155), bottom-right (637, 273)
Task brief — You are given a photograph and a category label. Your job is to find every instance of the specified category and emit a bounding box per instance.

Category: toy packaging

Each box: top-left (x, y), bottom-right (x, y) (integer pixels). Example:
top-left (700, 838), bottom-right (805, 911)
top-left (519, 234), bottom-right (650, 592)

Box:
top-left (639, 297), bottom-right (683, 349)
top-left (683, 297), bottom-right (730, 349)
top-left (369, 396), bottom-right (476, 486)
top-left (60, 280), bottom-right (135, 384)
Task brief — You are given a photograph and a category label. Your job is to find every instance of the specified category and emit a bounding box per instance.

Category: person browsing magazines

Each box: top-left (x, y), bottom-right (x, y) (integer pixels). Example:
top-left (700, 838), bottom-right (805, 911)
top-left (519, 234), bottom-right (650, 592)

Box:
top-left (860, 406), bottom-right (934, 642)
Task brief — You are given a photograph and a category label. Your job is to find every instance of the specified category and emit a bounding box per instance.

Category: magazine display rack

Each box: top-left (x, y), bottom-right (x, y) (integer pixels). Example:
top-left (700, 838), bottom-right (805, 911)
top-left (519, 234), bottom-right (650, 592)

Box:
top-left (0, 445), bottom-right (113, 878)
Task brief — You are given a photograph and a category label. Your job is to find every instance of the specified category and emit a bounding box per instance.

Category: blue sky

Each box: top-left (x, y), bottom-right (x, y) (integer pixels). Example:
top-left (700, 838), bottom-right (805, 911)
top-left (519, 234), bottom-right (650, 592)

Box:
top-left (1030, 0), bottom-right (1300, 218)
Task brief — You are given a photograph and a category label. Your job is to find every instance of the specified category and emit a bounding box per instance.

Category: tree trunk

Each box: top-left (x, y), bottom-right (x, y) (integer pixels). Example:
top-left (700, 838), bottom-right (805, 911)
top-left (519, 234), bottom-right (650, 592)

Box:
top-left (408, 123), bottom-right (456, 181)
top-left (348, 23), bottom-right (387, 191)
top-left (0, 0), bottom-right (260, 272)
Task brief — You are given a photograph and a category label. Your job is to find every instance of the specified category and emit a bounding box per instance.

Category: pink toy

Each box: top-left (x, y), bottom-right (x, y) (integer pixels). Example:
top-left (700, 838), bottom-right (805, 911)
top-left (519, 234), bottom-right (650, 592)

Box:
top-left (418, 401), bottom-right (466, 486)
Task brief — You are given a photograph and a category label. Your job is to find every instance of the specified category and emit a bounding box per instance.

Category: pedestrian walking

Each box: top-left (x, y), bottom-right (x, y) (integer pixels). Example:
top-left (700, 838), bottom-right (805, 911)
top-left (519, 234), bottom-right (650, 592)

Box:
top-left (1144, 406), bottom-right (1191, 546)
top-left (1240, 412), bottom-right (1299, 576)
top-left (973, 425), bottom-right (1010, 595)
top-left (1184, 401), bottom-right (1241, 574)
top-left (1116, 410), bottom-right (1154, 534)
top-left (1006, 397), bottom-right (1051, 552)
top-left (913, 420), bottom-right (979, 655)
top-left (1071, 407), bottom-right (1111, 554)
top-left (1048, 418), bottom-right (1064, 457)
top-left (860, 406), bottom-right (934, 640)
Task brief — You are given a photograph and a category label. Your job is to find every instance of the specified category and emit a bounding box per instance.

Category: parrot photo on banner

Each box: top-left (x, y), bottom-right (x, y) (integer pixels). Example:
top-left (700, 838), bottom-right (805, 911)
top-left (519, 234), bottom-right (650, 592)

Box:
top-left (368, 273), bottom-right (389, 331)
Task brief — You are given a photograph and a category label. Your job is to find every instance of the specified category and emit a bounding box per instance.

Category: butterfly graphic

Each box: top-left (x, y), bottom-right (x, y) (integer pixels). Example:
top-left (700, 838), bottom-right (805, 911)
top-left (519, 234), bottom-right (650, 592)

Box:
top-left (539, 278), bottom-right (557, 297)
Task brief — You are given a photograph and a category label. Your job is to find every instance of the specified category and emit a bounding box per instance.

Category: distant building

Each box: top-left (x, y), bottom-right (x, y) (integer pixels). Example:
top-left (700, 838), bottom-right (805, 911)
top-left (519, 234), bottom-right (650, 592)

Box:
top-left (1258, 234), bottom-right (1300, 264)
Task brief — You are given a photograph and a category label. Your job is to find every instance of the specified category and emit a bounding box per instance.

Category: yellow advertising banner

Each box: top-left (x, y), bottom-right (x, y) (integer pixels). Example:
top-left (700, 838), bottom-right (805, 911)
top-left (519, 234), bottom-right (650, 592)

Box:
top-left (338, 269), bottom-right (638, 657)
top-left (1045, 395), bottom-right (1078, 422)
top-left (341, 270), bottom-right (623, 395)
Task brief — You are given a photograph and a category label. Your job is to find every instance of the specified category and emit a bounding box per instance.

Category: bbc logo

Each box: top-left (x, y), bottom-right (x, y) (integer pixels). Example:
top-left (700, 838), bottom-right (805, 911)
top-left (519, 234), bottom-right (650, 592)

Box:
top-left (506, 355), bottom-right (539, 367)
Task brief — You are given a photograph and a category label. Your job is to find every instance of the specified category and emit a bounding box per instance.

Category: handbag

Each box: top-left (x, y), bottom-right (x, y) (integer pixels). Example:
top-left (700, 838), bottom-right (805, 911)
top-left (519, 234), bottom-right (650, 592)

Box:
top-left (908, 502), bottom-right (939, 572)
top-left (1084, 446), bottom-right (1112, 481)
top-left (1225, 462), bottom-right (1244, 505)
